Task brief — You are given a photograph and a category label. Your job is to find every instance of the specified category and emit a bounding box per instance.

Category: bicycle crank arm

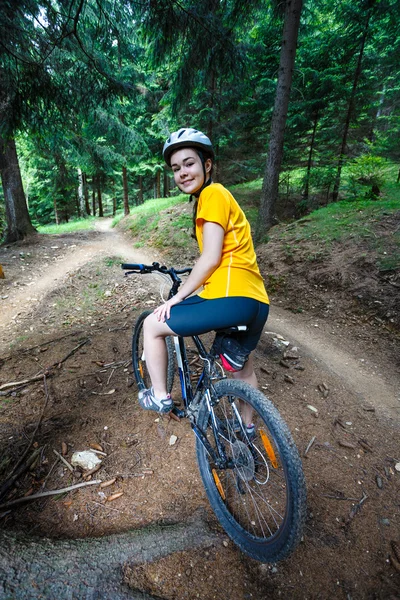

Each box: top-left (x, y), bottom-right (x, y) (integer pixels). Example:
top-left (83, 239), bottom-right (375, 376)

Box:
top-left (191, 424), bottom-right (227, 468)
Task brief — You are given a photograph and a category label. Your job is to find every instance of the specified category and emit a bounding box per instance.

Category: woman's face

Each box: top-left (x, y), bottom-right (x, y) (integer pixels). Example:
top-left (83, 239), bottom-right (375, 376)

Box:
top-left (170, 148), bottom-right (212, 195)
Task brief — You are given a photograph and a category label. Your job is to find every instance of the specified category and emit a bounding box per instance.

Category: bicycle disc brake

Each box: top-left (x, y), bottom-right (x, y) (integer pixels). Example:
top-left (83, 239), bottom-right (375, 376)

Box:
top-left (232, 440), bottom-right (255, 482)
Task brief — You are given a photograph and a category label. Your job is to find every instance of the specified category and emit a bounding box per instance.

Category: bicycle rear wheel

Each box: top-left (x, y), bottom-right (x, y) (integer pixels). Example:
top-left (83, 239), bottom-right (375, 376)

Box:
top-left (196, 379), bottom-right (306, 563)
top-left (132, 310), bottom-right (175, 393)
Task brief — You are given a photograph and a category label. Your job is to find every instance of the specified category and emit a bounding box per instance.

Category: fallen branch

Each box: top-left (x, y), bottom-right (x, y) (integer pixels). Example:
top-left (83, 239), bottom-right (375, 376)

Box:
top-left (1, 339), bottom-right (91, 396)
top-left (53, 449), bottom-right (74, 473)
top-left (55, 338), bottom-right (90, 368)
top-left (348, 492), bottom-right (368, 521)
top-left (6, 374), bottom-right (51, 480)
top-left (0, 448), bottom-right (42, 502)
top-left (0, 479), bottom-right (101, 510)
top-left (74, 360), bottom-right (130, 379)
top-left (40, 457), bottom-right (59, 492)
top-left (0, 374), bottom-right (45, 392)
top-left (321, 494), bottom-right (359, 501)
top-left (0, 509), bottom-right (222, 598)
top-left (103, 360), bottom-right (129, 368)
top-left (106, 368), bottom-right (116, 385)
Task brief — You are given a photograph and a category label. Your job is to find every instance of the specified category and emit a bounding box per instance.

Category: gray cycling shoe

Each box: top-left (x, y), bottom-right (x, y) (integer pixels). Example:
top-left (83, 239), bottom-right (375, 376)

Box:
top-left (138, 387), bottom-right (173, 413)
top-left (245, 423), bottom-right (255, 441)
top-left (231, 417), bottom-right (255, 441)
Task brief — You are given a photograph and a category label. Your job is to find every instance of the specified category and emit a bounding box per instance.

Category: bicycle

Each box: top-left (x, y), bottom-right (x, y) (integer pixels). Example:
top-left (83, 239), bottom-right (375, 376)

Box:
top-left (122, 261), bottom-right (307, 563)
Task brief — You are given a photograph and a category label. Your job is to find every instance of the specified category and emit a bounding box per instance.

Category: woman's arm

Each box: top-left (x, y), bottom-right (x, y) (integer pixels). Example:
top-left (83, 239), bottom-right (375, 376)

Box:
top-left (153, 221), bottom-right (224, 322)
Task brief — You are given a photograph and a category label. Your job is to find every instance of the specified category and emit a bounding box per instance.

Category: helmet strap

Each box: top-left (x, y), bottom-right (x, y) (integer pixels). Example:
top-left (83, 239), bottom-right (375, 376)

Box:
top-left (192, 150), bottom-right (213, 198)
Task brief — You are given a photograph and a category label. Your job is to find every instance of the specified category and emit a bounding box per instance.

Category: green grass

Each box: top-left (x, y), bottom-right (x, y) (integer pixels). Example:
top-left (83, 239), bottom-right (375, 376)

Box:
top-left (118, 194), bottom-right (187, 234)
top-left (118, 193), bottom-right (192, 251)
top-left (37, 216), bottom-right (97, 234)
top-left (34, 170), bottom-right (397, 274)
top-left (275, 196), bottom-right (400, 271)
top-left (115, 175), bottom-right (399, 270)
top-left (282, 198), bottom-right (399, 243)
top-left (111, 212), bottom-right (125, 227)
top-left (104, 256), bottom-right (123, 267)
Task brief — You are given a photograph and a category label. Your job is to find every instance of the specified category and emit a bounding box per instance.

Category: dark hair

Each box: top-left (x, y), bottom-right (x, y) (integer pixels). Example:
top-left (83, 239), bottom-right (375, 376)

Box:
top-left (191, 150), bottom-right (214, 238)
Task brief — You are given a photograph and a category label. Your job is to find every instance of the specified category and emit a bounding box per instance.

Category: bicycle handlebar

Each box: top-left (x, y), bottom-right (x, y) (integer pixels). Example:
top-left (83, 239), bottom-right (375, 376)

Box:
top-left (121, 262), bottom-right (192, 277)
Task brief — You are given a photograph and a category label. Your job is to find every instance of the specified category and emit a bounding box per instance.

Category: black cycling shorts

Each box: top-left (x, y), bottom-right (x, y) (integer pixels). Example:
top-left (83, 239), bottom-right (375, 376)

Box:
top-left (166, 295), bottom-right (269, 353)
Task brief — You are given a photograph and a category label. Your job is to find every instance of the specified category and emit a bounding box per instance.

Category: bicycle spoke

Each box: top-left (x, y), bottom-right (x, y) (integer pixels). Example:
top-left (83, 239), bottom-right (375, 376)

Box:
top-left (207, 399), bottom-right (288, 539)
top-left (196, 378), bottom-right (306, 562)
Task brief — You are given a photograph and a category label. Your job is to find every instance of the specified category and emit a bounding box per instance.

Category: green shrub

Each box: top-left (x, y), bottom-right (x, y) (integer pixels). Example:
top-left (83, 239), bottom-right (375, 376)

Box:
top-left (347, 155), bottom-right (388, 200)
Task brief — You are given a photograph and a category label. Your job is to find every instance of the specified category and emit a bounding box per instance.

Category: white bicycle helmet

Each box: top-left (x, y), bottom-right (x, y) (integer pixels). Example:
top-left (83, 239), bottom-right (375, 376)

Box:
top-left (163, 128), bottom-right (214, 166)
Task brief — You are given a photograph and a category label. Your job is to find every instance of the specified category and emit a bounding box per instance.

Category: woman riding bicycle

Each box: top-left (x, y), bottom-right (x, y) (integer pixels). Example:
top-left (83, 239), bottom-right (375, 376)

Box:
top-left (138, 128), bottom-right (270, 431)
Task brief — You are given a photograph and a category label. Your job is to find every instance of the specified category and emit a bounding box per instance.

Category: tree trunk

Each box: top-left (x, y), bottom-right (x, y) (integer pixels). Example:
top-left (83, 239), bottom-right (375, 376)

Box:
top-left (207, 70), bottom-right (219, 181)
top-left (332, 9), bottom-right (373, 202)
top-left (97, 175), bottom-right (104, 217)
top-left (0, 136), bottom-right (36, 243)
top-left (302, 109), bottom-right (319, 201)
top-left (122, 166), bottom-right (130, 215)
top-left (138, 176), bottom-right (143, 205)
top-left (82, 172), bottom-right (91, 215)
top-left (163, 168), bottom-right (169, 198)
top-left (156, 171), bottom-right (161, 199)
top-left (113, 196), bottom-right (117, 215)
top-left (92, 178), bottom-right (96, 216)
top-left (256, 0), bottom-right (303, 240)
top-left (75, 192), bottom-right (80, 219)
top-left (53, 195), bottom-right (59, 225)
top-left (77, 169), bottom-right (85, 216)
top-left (0, 514), bottom-right (220, 600)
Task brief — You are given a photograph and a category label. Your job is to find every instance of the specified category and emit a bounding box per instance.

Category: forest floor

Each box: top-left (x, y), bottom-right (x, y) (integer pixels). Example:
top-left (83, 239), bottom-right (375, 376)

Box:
top-left (0, 216), bottom-right (399, 599)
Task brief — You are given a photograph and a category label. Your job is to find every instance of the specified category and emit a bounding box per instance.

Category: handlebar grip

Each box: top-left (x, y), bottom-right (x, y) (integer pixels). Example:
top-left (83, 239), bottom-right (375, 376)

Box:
top-left (121, 263), bottom-right (144, 271)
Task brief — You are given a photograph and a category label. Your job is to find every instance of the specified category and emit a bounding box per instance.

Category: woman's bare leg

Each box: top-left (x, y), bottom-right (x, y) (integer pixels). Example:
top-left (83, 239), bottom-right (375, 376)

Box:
top-left (143, 312), bottom-right (175, 399)
top-left (232, 353), bottom-right (257, 425)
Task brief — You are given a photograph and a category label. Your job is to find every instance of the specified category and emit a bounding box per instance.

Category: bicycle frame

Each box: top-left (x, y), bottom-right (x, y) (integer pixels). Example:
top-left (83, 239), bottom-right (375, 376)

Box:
top-left (172, 332), bottom-right (232, 468)
top-left (121, 262), bottom-right (235, 467)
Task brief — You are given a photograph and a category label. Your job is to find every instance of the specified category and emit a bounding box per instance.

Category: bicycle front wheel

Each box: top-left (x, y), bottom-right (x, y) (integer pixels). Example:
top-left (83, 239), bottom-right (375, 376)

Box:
top-left (132, 310), bottom-right (175, 393)
top-left (196, 379), bottom-right (306, 563)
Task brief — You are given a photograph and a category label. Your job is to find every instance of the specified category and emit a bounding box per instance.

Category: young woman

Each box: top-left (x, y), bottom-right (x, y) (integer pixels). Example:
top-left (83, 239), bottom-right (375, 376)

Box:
top-left (138, 128), bottom-right (269, 434)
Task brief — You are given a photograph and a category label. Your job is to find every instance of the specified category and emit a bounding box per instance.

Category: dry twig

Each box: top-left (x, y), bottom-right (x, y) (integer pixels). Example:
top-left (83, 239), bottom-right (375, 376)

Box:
top-left (0, 447), bottom-right (42, 502)
top-left (321, 494), bottom-right (359, 501)
top-left (53, 449), bottom-right (74, 473)
top-left (348, 492), bottom-right (368, 520)
top-left (6, 374), bottom-right (51, 480)
top-left (304, 436), bottom-right (316, 457)
top-left (40, 457), bottom-right (59, 492)
top-left (0, 480), bottom-right (101, 510)
top-left (0, 374), bottom-right (45, 392)
top-left (55, 339), bottom-right (89, 368)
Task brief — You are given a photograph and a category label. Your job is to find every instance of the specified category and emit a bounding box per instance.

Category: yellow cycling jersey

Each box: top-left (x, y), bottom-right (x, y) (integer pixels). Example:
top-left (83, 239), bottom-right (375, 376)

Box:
top-left (195, 183), bottom-right (269, 304)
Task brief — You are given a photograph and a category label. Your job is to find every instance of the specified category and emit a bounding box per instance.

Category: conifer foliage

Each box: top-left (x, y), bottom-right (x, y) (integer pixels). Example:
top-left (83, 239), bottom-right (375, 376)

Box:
top-left (0, 0), bottom-right (399, 239)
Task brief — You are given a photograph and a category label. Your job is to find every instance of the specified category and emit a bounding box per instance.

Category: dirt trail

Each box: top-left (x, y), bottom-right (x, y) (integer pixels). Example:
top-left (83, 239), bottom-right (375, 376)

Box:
top-left (269, 307), bottom-right (399, 419)
top-left (1, 219), bottom-right (398, 418)
top-left (1, 220), bottom-right (400, 600)
top-left (0, 219), bottom-right (152, 344)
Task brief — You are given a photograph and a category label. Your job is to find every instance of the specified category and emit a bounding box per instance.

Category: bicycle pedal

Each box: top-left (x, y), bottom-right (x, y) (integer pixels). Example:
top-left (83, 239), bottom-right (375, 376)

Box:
top-left (170, 406), bottom-right (185, 421)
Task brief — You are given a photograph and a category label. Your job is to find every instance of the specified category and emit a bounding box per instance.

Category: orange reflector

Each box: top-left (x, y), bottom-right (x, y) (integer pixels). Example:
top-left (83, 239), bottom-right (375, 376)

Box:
top-left (212, 469), bottom-right (226, 500)
top-left (139, 362), bottom-right (144, 378)
top-left (260, 429), bottom-right (278, 468)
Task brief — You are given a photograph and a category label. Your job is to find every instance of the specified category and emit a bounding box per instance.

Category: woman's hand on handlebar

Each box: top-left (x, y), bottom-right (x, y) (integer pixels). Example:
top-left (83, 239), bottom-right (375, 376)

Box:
top-left (153, 294), bottom-right (183, 322)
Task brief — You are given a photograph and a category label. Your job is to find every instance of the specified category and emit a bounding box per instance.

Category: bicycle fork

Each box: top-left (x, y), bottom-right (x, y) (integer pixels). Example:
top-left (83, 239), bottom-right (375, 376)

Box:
top-left (192, 389), bottom-right (231, 469)
top-left (172, 335), bottom-right (230, 469)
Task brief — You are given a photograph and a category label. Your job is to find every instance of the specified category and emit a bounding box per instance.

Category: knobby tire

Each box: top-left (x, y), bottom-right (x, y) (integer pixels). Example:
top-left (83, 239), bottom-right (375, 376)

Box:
top-left (196, 379), bottom-right (306, 563)
top-left (132, 310), bottom-right (175, 393)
